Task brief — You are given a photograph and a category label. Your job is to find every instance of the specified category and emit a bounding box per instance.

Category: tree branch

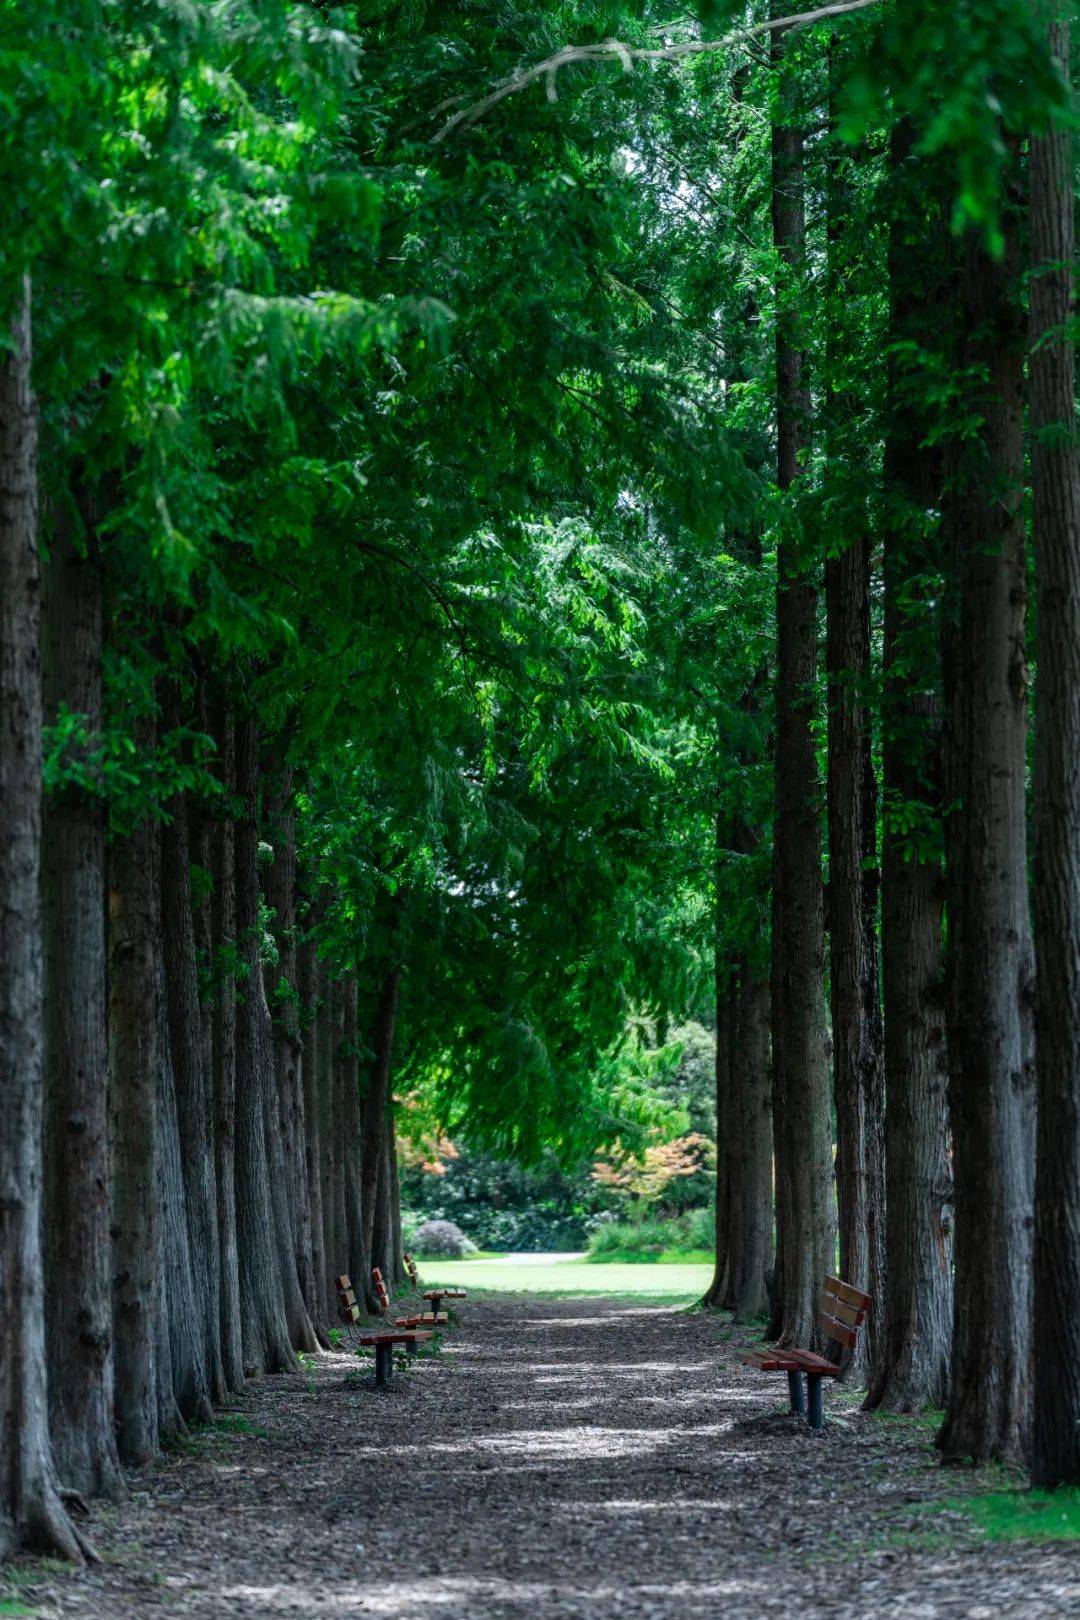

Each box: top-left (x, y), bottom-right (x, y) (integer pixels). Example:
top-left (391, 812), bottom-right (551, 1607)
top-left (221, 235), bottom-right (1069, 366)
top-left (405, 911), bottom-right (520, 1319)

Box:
top-left (432, 0), bottom-right (882, 143)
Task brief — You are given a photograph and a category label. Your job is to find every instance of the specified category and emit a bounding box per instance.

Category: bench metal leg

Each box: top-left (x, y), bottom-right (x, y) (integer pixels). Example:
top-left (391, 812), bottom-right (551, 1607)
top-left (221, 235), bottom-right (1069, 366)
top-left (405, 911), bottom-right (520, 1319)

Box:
top-left (807, 1373), bottom-right (824, 1430)
top-left (787, 1370), bottom-right (806, 1416)
top-left (375, 1342), bottom-right (393, 1388)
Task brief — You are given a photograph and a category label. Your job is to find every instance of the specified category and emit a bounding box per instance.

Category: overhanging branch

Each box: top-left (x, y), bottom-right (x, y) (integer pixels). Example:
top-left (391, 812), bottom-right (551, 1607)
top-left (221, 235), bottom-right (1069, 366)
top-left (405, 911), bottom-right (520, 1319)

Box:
top-left (432, 0), bottom-right (882, 142)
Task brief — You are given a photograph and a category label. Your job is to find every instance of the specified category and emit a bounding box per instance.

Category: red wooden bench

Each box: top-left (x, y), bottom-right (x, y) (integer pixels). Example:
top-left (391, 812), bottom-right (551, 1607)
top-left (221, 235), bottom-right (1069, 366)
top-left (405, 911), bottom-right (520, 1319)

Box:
top-left (371, 1266), bottom-right (446, 1329)
top-left (402, 1249), bottom-right (467, 1316)
top-left (742, 1275), bottom-right (871, 1429)
top-left (334, 1273), bottom-right (432, 1388)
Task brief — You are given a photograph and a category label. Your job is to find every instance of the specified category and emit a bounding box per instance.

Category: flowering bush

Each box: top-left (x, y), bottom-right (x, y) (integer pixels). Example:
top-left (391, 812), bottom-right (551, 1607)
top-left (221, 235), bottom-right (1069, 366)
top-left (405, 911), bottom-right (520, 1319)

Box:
top-left (592, 1133), bottom-right (715, 1206)
top-left (412, 1218), bottom-right (475, 1258)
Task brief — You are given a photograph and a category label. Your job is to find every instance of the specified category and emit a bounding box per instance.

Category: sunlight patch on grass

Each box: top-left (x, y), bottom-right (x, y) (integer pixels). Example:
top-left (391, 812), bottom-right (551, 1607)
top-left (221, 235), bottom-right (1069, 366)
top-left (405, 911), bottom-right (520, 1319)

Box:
top-left (584, 1247), bottom-right (714, 1266)
top-left (957, 1487), bottom-right (1080, 1543)
top-left (414, 1255), bottom-right (712, 1300)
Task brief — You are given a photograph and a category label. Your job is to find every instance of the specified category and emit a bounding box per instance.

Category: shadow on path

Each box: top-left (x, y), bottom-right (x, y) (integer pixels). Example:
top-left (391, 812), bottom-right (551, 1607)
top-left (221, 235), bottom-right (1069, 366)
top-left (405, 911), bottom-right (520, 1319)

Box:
top-left (8, 1293), bottom-right (1079, 1618)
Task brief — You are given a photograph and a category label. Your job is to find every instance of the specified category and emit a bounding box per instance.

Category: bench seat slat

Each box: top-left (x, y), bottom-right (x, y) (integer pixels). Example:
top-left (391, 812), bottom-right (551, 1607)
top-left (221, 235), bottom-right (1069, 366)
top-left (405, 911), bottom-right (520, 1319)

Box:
top-left (778, 1348), bottom-right (841, 1375)
top-left (353, 1330), bottom-right (433, 1347)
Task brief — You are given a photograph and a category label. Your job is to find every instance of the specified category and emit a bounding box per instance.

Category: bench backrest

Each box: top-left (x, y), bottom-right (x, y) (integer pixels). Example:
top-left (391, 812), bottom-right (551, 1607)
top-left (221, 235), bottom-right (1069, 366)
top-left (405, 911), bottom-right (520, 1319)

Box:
top-left (403, 1251), bottom-right (419, 1290)
top-left (371, 1266), bottom-right (391, 1319)
top-left (819, 1275), bottom-right (871, 1351)
top-left (335, 1273), bottom-right (361, 1324)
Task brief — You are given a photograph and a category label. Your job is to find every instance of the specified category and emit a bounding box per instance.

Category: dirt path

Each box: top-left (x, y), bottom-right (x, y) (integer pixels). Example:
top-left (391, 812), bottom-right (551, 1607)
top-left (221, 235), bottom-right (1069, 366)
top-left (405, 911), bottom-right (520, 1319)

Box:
top-left (8, 1293), bottom-right (1078, 1618)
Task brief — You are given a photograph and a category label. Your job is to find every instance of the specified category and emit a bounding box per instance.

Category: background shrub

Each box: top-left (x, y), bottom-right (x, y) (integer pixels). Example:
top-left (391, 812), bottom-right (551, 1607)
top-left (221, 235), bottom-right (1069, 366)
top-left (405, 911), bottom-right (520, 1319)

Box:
top-left (412, 1218), bottom-right (476, 1257)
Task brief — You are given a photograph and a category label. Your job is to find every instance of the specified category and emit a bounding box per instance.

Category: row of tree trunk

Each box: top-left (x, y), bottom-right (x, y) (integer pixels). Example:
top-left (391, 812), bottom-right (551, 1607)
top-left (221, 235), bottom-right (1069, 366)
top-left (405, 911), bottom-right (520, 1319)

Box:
top-left (0, 380), bottom-right (407, 1553)
top-left (709, 19), bottom-right (1079, 1483)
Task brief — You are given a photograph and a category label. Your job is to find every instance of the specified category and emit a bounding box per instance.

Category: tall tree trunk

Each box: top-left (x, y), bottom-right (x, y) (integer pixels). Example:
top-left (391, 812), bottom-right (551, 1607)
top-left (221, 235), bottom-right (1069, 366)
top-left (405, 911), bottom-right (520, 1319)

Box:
top-left (41, 501), bottom-right (120, 1496)
top-left (768, 9), bottom-right (835, 1349)
top-left (703, 938), bottom-right (733, 1308)
top-left (256, 754), bottom-right (317, 1354)
top-left (825, 523), bottom-right (885, 1375)
top-left (388, 1112), bottom-right (405, 1288)
top-left (361, 965), bottom-right (402, 1279)
top-left (299, 933), bottom-right (328, 1328)
top-left (160, 683), bottom-right (225, 1406)
top-left (234, 709), bottom-right (296, 1375)
top-left (263, 991), bottom-right (318, 1354)
top-left (318, 963), bottom-right (339, 1307)
top-left (372, 1132), bottom-right (394, 1282)
top-left (0, 277), bottom-right (89, 1561)
top-left (191, 670), bottom-right (216, 1150)
top-left (937, 155), bottom-right (1035, 1466)
top-left (155, 922), bottom-right (213, 1431)
top-left (341, 976), bottom-right (368, 1297)
top-left (262, 763), bottom-right (303, 1284)
top-left (824, 45), bottom-right (886, 1387)
top-left (291, 919), bottom-right (326, 1343)
top-left (1030, 16), bottom-right (1080, 1490)
top-left (209, 702), bottom-right (244, 1392)
top-left (330, 979), bottom-right (348, 1289)
top-left (721, 967), bottom-right (745, 1312)
top-left (729, 970), bottom-right (773, 1321)
top-left (866, 124), bottom-right (952, 1415)
top-left (109, 789), bottom-right (161, 1466)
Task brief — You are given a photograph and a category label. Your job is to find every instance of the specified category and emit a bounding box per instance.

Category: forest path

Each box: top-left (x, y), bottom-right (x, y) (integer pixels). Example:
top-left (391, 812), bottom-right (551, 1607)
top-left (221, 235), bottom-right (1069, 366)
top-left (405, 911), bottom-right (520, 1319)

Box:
top-left (12, 1292), bottom-right (1079, 1619)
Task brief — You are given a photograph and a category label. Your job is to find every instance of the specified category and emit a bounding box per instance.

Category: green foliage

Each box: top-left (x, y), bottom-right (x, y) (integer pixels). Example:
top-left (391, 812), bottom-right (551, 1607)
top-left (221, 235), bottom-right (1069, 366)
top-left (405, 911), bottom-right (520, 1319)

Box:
top-left (7, 0), bottom-right (1070, 1177)
top-left (587, 1205), bottom-right (715, 1261)
top-left (401, 1148), bottom-right (603, 1252)
top-left (43, 708), bottom-right (220, 831)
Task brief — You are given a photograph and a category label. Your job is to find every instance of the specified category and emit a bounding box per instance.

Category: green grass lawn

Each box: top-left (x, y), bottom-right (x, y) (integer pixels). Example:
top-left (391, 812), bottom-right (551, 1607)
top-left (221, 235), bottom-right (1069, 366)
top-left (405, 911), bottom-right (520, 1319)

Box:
top-left (956, 1487), bottom-right (1080, 1542)
top-left (414, 1253), bottom-right (713, 1300)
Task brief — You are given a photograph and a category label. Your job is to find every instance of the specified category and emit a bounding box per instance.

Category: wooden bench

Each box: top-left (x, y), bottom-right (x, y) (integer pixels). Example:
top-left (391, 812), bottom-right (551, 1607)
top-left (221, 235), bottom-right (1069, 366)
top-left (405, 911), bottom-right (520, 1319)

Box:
top-left (742, 1275), bottom-right (871, 1430)
top-left (371, 1266), bottom-right (446, 1330)
top-left (334, 1273), bottom-right (432, 1388)
top-left (422, 1285), bottom-right (466, 1313)
top-left (403, 1250), bottom-right (467, 1317)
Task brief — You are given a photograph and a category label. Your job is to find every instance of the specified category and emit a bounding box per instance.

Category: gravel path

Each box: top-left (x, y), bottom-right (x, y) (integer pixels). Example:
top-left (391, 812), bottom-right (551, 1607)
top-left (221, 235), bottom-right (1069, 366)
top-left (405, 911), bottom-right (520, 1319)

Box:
top-left (8, 1293), bottom-right (1079, 1618)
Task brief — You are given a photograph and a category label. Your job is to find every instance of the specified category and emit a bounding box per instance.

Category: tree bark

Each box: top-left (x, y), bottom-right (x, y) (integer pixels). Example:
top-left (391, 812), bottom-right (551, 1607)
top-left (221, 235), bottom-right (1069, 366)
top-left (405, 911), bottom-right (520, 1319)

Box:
top-left (318, 962), bottom-right (339, 1307)
top-left (372, 1131), bottom-right (394, 1282)
top-left (866, 124), bottom-right (952, 1415)
top-left (361, 965), bottom-right (402, 1289)
top-left (262, 762), bottom-right (305, 1294)
top-left (109, 791), bottom-right (161, 1466)
top-left (155, 922), bottom-right (213, 1432)
top-left (721, 970), bottom-right (744, 1313)
top-left (208, 701), bottom-right (244, 1392)
top-left (1030, 16), bottom-right (1080, 1490)
top-left (0, 277), bottom-right (89, 1561)
top-left (729, 971), bottom-right (773, 1321)
top-left (41, 499), bottom-right (120, 1496)
top-left (330, 979), bottom-right (349, 1291)
top-left (160, 682), bottom-right (225, 1406)
top-left (341, 976), bottom-right (368, 1299)
top-left (703, 942), bottom-right (733, 1308)
top-left (768, 9), bottom-right (835, 1349)
top-left (234, 709), bottom-right (297, 1375)
top-left (388, 1112), bottom-right (405, 1287)
top-left (937, 156), bottom-right (1035, 1466)
top-left (300, 932), bottom-right (328, 1328)
top-left (824, 49), bottom-right (885, 1387)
